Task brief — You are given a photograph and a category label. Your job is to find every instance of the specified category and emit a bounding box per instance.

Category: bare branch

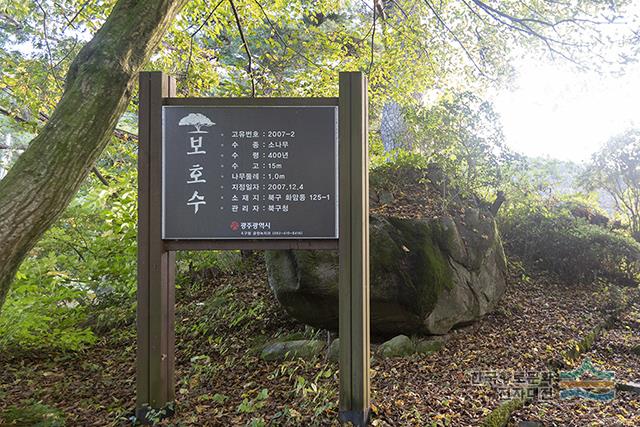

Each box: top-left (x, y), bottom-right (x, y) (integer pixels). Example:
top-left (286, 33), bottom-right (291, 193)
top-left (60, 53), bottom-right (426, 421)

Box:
top-left (422, 0), bottom-right (486, 76)
top-left (469, 0), bottom-right (589, 45)
top-left (229, 0), bottom-right (256, 97)
top-left (0, 106), bottom-right (137, 186)
top-left (252, 0), bottom-right (323, 69)
top-left (0, 107), bottom-right (28, 124)
top-left (387, 0), bottom-right (410, 19)
top-left (34, 1), bottom-right (63, 90)
top-left (185, 0), bottom-right (226, 83)
top-left (52, 37), bottom-right (80, 71)
top-left (372, 6), bottom-right (438, 77)
top-left (61, 0), bottom-right (90, 32)
top-left (368, 2), bottom-right (377, 74)
top-left (357, 0), bottom-right (377, 41)
top-left (461, 0), bottom-right (592, 68)
top-left (91, 166), bottom-right (109, 186)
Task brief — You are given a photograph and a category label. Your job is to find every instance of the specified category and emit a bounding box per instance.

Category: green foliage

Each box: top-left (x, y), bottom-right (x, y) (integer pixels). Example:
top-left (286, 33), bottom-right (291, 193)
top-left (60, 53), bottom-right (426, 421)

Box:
top-left (0, 254), bottom-right (95, 351)
top-left (372, 93), bottom-right (518, 202)
top-left (580, 129), bottom-right (640, 235)
top-left (2, 0), bottom-right (633, 138)
top-left (504, 157), bottom-right (583, 201)
top-left (0, 147), bottom-right (246, 352)
top-left (266, 360), bottom-right (337, 419)
top-left (0, 401), bottom-right (65, 427)
top-left (0, 0), bottom-right (637, 355)
top-left (237, 388), bottom-right (269, 414)
top-left (408, 91), bottom-right (514, 194)
top-left (0, 138), bottom-right (138, 351)
top-left (370, 150), bottom-right (429, 191)
top-left (176, 250), bottom-right (243, 279)
top-left (133, 403), bottom-right (175, 426)
top-left (500, 203), bottom-right (640, 285)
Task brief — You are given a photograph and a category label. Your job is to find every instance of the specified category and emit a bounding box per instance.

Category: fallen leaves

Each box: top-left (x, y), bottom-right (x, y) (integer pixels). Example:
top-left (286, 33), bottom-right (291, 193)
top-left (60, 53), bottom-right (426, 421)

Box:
top-left (1, 256), bottom-right (639, 426)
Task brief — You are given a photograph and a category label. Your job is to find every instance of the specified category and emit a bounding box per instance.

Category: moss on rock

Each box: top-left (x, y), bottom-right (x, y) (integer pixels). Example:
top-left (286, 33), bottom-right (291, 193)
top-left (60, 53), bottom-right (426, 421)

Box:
top-left (386, 218), bottom-right (453, 316)
top-left (481, 399), bottom-right (524, 427)
top-left (414, 338), bottom-right (444, 354)
top-left (265, 209), bottom-right (506, 335)
top-left (378, 335), bottom-right (415, 358)
top-left (261, 340), bottom-right (325, 361)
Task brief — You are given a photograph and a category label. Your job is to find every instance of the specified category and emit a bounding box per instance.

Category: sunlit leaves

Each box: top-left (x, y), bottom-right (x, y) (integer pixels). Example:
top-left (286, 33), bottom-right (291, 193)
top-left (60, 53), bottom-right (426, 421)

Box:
top-left (581, 129), bottom-right (640, 235)
top-left (3, 0), bottom-right (637, 143)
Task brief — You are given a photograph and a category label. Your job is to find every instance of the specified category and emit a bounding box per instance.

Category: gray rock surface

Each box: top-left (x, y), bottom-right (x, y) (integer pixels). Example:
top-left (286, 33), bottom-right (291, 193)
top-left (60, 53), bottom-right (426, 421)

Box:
top-left (265, 208), bottom-right (507, 335)
top-left (327, 338), bottom-right (340, 362)
top-left (517, 422), bottom-right (544, 427)
top-left (378, 335), bottom-right (414, 358)
top-left (414, 338), bottom-right (444, 354)
top-left (260, 340), bottom-right (325, 361)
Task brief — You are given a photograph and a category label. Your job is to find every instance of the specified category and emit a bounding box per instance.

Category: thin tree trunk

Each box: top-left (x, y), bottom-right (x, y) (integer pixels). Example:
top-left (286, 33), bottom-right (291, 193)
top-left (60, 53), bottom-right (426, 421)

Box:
top-left (0, 0), bottom-right (187, 310)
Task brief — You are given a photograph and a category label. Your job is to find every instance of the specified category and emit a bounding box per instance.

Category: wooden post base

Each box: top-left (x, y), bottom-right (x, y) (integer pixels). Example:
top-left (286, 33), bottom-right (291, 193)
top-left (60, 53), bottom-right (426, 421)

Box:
top-left (339, 409), bottom-right (370, 426)
top-left (134, 403), bottom-right (175, 425)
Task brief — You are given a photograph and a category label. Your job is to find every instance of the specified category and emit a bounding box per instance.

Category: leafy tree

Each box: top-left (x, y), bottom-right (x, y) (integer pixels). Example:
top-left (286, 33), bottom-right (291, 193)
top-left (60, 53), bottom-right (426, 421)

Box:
top-left (409, 91), bottom-right (514, 198)
top-left (0, 0), bottom-right (188, 310)
top-left (0, 0), bottom-right (637, 313)
top-left (580, 129), bottom-right (640, 238)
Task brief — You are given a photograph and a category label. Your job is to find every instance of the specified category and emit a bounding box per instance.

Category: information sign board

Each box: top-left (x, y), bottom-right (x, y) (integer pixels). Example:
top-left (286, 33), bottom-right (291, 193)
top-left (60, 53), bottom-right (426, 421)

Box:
top-left (162, 106), bottom-right (338, 239)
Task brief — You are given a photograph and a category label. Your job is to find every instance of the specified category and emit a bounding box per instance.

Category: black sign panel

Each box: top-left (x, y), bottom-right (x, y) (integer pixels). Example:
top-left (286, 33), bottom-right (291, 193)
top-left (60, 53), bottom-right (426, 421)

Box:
top-left (162, 105), bottom-right (338, 239)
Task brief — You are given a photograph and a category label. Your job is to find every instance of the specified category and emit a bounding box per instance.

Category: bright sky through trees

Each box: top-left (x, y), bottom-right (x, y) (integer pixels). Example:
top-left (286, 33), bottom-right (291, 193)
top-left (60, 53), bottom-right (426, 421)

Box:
top-left (493, 59), bottom-right (640, 163)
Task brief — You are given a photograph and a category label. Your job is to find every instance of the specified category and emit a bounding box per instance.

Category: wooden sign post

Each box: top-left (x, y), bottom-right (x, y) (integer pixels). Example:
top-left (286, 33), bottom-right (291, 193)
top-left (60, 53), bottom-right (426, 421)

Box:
top-left (338, 72), bottom-right (370, 426)
top-left (136, 71), bottom-right (369, 425)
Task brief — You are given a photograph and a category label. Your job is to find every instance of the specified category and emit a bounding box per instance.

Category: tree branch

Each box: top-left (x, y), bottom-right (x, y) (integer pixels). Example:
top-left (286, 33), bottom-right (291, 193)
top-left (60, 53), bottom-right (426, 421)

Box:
top-left (0, 106), bottom-right (28, 124)
top-left (368, 2), bottom-right (377, 74)
top-left (229, 0), bottom-right (256, 97)
top-left (91, 166), bottom-right (109, 186)
top-left (35, 0), bottom-right (63, 89)
top-left (185, 0), bottom-right (226, 83)
top-left (0, 107), bottom-right (120, 186)
top-left (252, 0), bottom-right (322, 69)
top-left (422, 0), bottom-right (485, 76)
top-left (61, 0), bottom-right (90, 32)
top-left (464, 0), bottom-right (588, 67)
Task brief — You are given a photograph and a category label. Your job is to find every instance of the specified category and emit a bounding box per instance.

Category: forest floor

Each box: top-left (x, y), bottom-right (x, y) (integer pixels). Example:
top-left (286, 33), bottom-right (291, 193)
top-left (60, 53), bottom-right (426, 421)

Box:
top-left (1, 255), bottom-right (639, 427)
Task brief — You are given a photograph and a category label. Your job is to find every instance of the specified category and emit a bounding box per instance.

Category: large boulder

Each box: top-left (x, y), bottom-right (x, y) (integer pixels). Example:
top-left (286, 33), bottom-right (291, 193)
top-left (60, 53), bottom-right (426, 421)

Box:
top-left (265, 206), bottom-right (507, 335)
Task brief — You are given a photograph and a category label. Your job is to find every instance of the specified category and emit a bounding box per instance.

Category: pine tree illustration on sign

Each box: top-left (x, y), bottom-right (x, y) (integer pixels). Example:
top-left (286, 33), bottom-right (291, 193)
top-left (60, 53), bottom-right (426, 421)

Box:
top-left (179, 113), bottom-right (216, 133)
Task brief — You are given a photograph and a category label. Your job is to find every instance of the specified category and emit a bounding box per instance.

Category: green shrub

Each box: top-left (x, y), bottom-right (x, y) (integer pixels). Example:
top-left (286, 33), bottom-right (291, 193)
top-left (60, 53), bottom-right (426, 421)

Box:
top-left (0, 140), bottom-right (246, 351)
top-left (370, 152), bottom-right (429, 193)
top-left (0, 251), bottom-right (97, 352)
top-left (500, 205), bottom-right (640, 284)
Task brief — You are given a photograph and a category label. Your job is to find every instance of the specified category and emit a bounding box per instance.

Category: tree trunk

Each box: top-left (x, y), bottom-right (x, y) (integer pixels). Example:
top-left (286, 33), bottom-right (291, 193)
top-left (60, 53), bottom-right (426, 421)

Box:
top-left (489, 190), bottom-right (506, 216)
top-left (0, 0), bottom-right (187, 310)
